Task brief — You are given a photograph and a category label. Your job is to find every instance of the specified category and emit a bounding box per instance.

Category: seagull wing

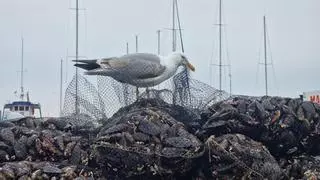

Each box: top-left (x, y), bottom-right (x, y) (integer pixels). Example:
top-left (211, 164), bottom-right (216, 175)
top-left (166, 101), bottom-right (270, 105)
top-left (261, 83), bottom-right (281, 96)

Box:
top-left (100, 53), bottom-right (166, 79)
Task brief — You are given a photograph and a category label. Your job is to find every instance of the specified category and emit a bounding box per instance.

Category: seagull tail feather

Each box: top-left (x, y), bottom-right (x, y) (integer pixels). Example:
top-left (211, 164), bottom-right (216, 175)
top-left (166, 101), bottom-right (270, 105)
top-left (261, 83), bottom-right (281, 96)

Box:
top-left (74, 59), bottom-right (100, 70)
top-left (74, 63), bottom-right (100, 70)
top-left (72, 59), bottom-right (97, 63)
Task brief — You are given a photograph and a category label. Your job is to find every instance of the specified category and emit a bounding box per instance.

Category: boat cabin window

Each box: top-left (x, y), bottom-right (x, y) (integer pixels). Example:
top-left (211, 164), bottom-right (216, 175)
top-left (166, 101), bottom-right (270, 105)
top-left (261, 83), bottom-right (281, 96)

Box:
top-left (14, 106), bottom-right (18, 111)
top-left (19, 106), bottom-right (24, 111)
top-left (25, 106), bottom-right (29, 111)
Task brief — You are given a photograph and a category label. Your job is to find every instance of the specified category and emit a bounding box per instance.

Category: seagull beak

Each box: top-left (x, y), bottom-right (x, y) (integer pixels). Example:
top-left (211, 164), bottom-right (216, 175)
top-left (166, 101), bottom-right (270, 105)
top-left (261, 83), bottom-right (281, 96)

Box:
top-left (186, 62), bottom-right (195, 71)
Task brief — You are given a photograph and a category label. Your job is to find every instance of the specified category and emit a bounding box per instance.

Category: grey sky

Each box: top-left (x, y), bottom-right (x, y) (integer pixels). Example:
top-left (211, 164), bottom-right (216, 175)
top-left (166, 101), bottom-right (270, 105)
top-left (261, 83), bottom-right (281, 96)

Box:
top-left (0, 0), bottom-right (319, 116)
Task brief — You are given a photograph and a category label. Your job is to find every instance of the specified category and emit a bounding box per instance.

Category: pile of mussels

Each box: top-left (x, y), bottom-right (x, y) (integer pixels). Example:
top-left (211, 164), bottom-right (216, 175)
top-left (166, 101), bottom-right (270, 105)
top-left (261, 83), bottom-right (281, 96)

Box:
top-left (0, 96), bottom-right (319, 179)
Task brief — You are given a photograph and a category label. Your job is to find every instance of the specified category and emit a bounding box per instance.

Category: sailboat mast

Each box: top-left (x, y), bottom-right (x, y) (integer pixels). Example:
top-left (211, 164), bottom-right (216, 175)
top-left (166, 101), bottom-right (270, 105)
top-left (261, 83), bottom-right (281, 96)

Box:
top-left (157, 30), bottom-right (161, 55)
top-left (75, 0), bottom-right (79, 115)
top-left (218, 0), bottom-right (222, 92)
top-left (175, 0), bottom-right (184, 52)
top-left (135, 35), bottom-right (139, 53)
top-left (263, 16), bottom-right (268, 96)
top-left (20, 37), bottom-right (24, 101)
top-left (126, 42), bottom-right (129, 54)
top-left (172, 0), bottom-right (176, 52)
top-left (229, 67), bottom-right (232, 95)
top-left (60, 59), bottom-right (63, 116)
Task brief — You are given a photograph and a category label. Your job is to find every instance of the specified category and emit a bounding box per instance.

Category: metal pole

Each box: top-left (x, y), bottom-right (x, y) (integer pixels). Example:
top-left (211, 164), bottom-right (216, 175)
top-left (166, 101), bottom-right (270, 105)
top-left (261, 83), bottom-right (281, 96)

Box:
top-left (219, 0), bottom-right (222, 92)
top-left (263, 16), bottom-right (268, 96)
top-left (135, 35), bottom-right (138, 53)
top-left (175, 0), bottom-right (184, 53)
top-left (65, 48), bottom-right (69, 83)
top-left (135, 35), bottom-right (139, 98)
top-left (75, 0), bottom-right (79, 116)
top-left (20, 37), bottom-right (24, 101)
top-left (157, 30), bottom-right (161, 55)
top-left (172, 0), bottom-right (176, 52)
top-left (60, 59), bottom-right (63, 116)
top-left (126, 42), bottom-right (129, 54)
top-left (229, 67), bottom-right (232, 96)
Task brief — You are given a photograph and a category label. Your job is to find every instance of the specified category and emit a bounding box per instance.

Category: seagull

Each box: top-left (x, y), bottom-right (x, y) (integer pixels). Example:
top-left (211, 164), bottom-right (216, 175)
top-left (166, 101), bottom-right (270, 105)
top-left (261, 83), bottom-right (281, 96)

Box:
top-left (73, 52), bottom-right (195, 88)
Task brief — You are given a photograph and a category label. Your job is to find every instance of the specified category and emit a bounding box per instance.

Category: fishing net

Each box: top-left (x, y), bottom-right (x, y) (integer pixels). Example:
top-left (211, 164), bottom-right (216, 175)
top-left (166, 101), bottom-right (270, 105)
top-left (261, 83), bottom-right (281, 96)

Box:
top-left (62, 68), bottom-right (229, 119)
top-left (62, 74), bottom-right (106, 122)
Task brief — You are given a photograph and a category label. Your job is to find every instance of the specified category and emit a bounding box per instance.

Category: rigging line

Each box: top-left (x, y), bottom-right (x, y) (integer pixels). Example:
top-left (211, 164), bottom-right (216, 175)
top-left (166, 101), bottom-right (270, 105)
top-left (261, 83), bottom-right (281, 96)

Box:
top-left (271, 63), bottom-right (279, 95)
top-left (65, 49), bottom-right (69, 84)
top-left (213, 0), bottom-right (220, 26)
top-left (65, 0), bottom-right (72, 84)
top-left (84, 6), bottom-right (88, 59)
top-left (175, 0), bottom-right (191, 104)
top-left (221, 27), bottom-right (227, 92)
top-left (223, 25), bottom-right (230, 65)
top-left (175, 0), bottom-right (184, 53)
top-left (266, 27), bottom-right (279, 95)
top-left (209, 12), bottom-right (219, 87)
top-left (209, 0), bottom-right (222, 87)
top-left (209, 33), bottom-right (216, 67)
top-left (221, 3), bottom-right (229, 67)
top-left (223, 63), bottom-right (227, 91)
top-left (209, 30), bottom-right (217, 87)
top-left (223, 20), bottom-right (232, 95)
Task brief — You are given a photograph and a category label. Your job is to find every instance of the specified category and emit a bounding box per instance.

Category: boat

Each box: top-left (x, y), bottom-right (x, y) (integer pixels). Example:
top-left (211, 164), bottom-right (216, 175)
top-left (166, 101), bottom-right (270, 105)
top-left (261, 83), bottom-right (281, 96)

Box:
top-left (303, 90), bottom-right (320, 104)
top-left (1, 38), bottom-right (42, 121)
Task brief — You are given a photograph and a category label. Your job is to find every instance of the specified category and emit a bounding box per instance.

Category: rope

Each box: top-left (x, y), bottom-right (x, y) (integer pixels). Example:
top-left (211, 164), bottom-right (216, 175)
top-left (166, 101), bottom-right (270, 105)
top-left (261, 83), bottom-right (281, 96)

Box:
top-left (206, 136), bottom-right (265, 178)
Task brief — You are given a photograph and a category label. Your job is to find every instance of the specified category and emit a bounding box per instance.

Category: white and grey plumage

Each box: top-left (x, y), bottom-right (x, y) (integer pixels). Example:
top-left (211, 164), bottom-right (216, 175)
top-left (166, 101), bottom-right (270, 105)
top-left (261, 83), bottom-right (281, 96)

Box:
top-left (74, 52), bottom-right (195, 87)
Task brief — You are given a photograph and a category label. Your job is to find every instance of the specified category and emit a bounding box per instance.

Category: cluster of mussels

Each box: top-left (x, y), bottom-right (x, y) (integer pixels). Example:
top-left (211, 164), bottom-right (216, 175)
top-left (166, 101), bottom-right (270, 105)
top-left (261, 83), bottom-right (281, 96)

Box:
top-left (93, 106), bottom-right (203, 179)
top-left (0, 117), bottom-right (99, 179)
top-left (0, 161), bottom-right (94, 180)
top-left (1, 96), bottom-right (320, 179)
top-left (200, 96), bottom-right (320, 179)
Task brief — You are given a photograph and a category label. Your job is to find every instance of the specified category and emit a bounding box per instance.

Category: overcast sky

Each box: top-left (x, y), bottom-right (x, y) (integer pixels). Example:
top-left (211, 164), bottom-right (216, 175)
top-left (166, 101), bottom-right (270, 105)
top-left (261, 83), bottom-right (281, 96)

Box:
top-left (0, 0), bottom-right (319, 116)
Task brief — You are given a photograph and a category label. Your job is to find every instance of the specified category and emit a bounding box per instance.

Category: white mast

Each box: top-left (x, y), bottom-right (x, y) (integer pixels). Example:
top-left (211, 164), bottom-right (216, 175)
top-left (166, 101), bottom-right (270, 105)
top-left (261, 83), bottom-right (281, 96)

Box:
top-left (20, 37), bottom-right (25, 101)
top-left (126, 42), bottom-right (129, 54)
top-left (218, 0), bottom-right (222, 92)
top-left (60, 59), bottom-right (63, 116)
top-left (172, 0), bottom-right (176, 52)
top-left (75, 0), bottom-right (79, 116)
top-left (135, 35), bottom-right (139, 53)
top-left (157, 30), bottom-right (161, 55)
top-left (175, 0), bottom-right (184, 52)
top-left (263, 16), bottom-right (268, 96)
top-left (210, 0), bottom-right (232, 95)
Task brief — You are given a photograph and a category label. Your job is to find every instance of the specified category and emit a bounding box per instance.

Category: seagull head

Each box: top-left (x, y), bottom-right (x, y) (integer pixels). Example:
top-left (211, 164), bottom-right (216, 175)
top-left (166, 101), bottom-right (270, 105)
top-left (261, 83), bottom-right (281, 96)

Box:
top-left (169, 52), bottom-right (195, 71)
